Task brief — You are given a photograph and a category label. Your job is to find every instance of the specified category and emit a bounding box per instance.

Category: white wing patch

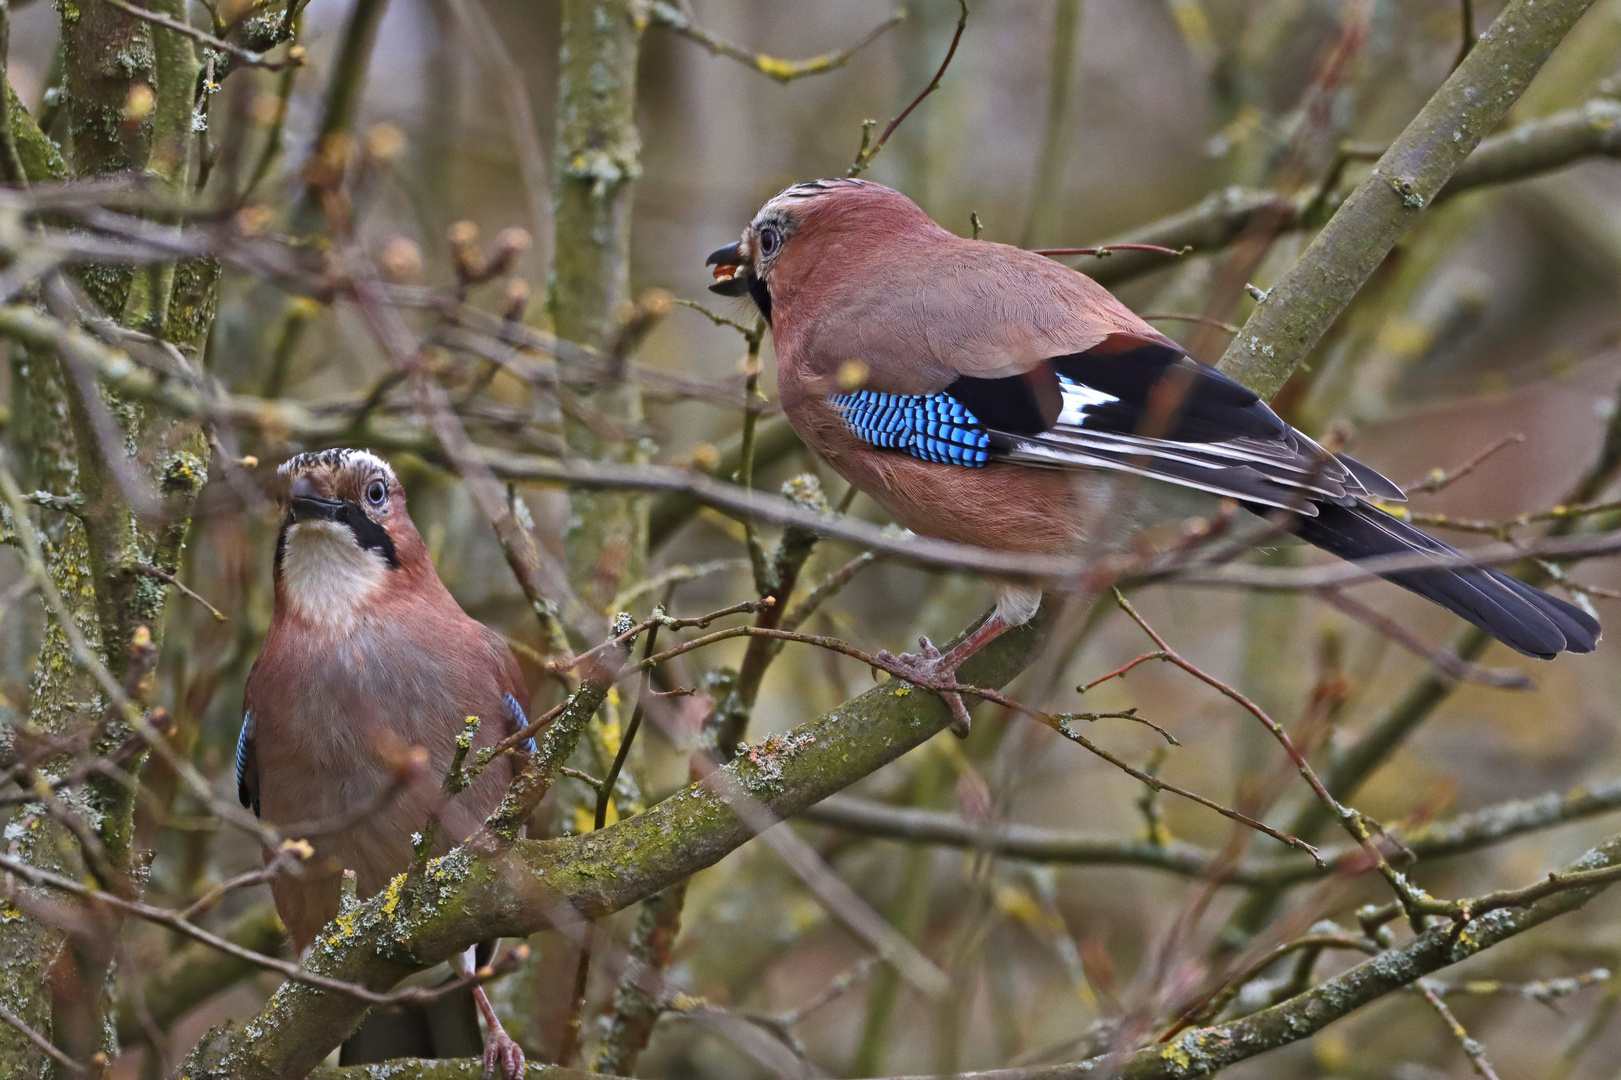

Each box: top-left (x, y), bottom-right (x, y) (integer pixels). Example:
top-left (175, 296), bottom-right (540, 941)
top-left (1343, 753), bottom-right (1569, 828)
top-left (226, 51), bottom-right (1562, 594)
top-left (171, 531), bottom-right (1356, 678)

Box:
top-left (1056, 376), bottom-right (1118, 427)
top-left (994, 376), bottom-right (1375, 513)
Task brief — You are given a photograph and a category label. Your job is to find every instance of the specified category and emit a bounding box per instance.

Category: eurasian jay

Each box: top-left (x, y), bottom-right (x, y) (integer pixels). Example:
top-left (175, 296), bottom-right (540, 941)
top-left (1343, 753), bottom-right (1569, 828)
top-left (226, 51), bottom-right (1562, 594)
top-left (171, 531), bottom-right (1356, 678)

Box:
top-left (237, 448), bottom-right (529, 1078)
top-left (706, 179), bottom-right (1599, 730)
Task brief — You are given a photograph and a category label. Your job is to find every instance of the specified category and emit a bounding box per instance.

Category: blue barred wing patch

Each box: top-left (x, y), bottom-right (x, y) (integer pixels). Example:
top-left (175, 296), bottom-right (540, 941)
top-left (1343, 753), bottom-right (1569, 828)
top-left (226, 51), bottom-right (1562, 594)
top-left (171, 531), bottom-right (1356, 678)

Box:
top-left (829, 391), bottom-right (991, 467)
top-left (505, 693), bottom-right (537, 754)
top-left (235, 711), bottom-right (258, 816)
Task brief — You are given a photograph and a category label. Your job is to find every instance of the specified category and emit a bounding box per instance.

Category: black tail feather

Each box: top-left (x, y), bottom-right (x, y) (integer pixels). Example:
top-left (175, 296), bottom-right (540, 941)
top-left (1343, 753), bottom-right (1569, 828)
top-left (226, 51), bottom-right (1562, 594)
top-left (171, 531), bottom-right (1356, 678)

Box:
top-left (1288, 501), bottom-right (1599, 659)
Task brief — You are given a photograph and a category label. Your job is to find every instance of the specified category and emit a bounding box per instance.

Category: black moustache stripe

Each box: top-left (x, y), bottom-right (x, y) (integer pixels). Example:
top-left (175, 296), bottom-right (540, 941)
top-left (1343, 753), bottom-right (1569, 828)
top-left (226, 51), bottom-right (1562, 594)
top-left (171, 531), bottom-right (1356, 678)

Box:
top-left (748, 274), bottom-right (773, 325)
top-left (274, 506), bottom-right (400, 575)
top-left (340, 504), bottom-right (400, 568)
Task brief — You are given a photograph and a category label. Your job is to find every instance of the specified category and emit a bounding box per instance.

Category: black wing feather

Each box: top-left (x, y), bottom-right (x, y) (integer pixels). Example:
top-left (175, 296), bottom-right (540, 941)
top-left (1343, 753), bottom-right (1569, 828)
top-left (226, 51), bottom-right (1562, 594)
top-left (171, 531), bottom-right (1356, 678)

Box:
top-left (826, 334), bottom-right (1597, 657)
top-left (1290, 501), bottom-right (1598, 658)
top-left (937, 335), bottom-right (1596, 657)
top-left (964, 337), bottom-right (1384, 512)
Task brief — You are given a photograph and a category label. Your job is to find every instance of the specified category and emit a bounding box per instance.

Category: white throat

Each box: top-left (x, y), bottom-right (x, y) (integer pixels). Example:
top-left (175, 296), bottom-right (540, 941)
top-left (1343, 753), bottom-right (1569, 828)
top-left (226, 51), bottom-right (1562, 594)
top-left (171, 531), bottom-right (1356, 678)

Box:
top-left (280, 520), bottom-right (390, 630)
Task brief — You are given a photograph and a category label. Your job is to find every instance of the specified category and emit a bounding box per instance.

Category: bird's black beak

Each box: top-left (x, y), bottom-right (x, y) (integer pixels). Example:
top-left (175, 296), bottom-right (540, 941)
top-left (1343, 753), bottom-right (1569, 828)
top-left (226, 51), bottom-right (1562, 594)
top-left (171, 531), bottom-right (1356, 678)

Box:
top-left (706, 242), bottom-right (741, 267)
top-left (287, 476), bottom-right (346, 523)
top-left (706, 241), bottom-right (751, 296)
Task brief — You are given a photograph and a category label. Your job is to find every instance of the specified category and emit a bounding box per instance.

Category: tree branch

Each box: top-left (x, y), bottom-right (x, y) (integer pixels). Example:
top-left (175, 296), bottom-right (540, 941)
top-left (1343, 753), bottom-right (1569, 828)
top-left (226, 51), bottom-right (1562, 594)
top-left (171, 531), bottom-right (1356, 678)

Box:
top-left (1086, 95), bottom-right (1621, 288)
top-left (260, 829), bottom-right (1621, 1080)
top-left (802, 775), bottom-right (1621, 885)
top-left (115, 903), bottom-right (285, 1044)
top-left (1216, 0), bottom-right (1601, 399)
top-left (179, 611), bottom-right (1052, 1078)
top-left (643, 1), bottom-right (904, 84)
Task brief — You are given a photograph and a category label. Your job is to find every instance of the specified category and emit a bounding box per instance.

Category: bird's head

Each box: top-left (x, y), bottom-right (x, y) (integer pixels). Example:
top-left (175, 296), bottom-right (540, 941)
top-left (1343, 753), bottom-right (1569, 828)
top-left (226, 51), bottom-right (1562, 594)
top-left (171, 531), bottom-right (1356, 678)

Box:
top-left (706, 178), bottom-right (945, 325)
top-left (273, 449), bottom-right (431, 626)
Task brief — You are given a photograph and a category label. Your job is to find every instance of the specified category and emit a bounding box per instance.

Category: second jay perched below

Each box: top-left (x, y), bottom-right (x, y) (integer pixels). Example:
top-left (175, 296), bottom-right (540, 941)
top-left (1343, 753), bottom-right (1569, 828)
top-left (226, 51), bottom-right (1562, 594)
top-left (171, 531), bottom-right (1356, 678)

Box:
top-left (707, 179), bottom-right (1598, 729)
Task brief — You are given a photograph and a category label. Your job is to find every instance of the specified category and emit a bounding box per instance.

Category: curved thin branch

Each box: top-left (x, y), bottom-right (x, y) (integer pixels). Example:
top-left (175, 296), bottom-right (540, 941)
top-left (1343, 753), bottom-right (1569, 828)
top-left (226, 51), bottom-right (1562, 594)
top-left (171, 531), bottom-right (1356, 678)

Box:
top-left (645, 1), bottom-right (905, 84)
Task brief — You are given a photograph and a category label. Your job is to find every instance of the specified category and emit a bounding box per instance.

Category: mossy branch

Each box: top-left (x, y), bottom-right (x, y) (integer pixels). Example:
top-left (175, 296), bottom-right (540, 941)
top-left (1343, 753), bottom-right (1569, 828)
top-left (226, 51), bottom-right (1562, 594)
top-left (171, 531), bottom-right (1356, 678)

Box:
top-left (179, 611), bottom-right (1049, 1078)
top-left (262, 828), bottom-right (1621, 1080)
top-left (1215, 0), bottom-right (1601, 399)
top-left (1086, 93), bottom-right (1621, 288)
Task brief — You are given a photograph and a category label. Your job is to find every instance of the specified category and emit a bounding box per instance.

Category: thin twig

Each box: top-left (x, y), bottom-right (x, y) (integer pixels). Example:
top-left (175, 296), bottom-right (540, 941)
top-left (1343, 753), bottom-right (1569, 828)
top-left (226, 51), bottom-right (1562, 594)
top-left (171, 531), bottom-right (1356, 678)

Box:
top-left (1111, 590), bottom-right (1433, 919)
top-left (1402, 433), bottom-right (1524, 496)
top-left (646, 1), bottom-right (904, 84)
top-left (1161, 932), bottom-right (1378, 1039)
top-left (130, 561), bottom-right (227, 622)
top-left (1455, 0), bottom-right (1478, 69)
top-left (1315, 587), bottom-right (1533, 688)
top-left (104, 0), bottom-right (305, 71)
top-left (1422, 967), bottom-right (1611, 1003)
top-left (1033, 243), bottom-right (1191, 259)
top-left (849, 0), bottom-right (969, 176)
top-left (1420, 981), bottom-right (1503, 1080)
top-left (627, 622), bottom-right (1319, 859)
top-left (0, 999), bottom-right (87, 1075)
top-left (1139, 311), bottom-right (1241, 335)
top-left (779, 550), bottom-right (882, 632)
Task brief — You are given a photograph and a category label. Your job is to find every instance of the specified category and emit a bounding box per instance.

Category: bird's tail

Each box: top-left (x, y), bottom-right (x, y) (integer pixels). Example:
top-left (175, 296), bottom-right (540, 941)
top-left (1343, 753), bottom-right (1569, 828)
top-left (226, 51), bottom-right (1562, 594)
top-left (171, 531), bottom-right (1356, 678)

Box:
top-left (1290, 500), bottom-right (1600, 659)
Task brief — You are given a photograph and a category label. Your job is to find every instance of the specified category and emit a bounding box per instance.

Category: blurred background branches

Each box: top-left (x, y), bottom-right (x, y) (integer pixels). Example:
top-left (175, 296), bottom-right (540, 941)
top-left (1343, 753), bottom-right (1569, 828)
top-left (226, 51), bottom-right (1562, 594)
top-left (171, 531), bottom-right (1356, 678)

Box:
top-left (2, 1), bottom-right (1621, 1079)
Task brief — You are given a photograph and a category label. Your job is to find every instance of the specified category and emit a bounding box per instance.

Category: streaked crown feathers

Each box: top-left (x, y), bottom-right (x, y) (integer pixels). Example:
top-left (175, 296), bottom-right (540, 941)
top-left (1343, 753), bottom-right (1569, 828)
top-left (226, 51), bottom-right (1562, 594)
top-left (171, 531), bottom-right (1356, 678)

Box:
top-left (278, 448), bottom-right (395, 483)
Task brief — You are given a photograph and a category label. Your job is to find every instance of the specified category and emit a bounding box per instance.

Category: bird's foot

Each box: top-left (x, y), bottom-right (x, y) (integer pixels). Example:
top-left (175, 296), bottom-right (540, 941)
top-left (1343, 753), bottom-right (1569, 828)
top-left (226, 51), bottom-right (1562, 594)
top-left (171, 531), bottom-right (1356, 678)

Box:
top-left (874, 636), bottom-right (975, 737)
top-left (481, 1028), bottom-right (526, 1080)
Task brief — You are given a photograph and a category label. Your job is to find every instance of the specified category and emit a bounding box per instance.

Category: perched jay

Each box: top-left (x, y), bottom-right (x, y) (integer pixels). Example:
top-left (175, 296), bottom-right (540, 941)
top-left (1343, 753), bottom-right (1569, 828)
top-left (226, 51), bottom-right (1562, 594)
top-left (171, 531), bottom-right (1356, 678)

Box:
top-left (238, 448), bottom-right (529, 1078)
top-left (707, 179), bottom-right (1598, 730)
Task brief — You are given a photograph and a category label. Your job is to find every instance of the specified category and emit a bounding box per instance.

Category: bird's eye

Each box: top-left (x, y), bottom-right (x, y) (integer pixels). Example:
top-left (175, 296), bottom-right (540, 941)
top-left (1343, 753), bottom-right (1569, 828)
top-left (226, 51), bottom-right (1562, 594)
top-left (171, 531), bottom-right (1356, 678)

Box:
top-left (365, 479), bottom-right (388, 507)
top-left (757, 225), bottom-right (781, 258)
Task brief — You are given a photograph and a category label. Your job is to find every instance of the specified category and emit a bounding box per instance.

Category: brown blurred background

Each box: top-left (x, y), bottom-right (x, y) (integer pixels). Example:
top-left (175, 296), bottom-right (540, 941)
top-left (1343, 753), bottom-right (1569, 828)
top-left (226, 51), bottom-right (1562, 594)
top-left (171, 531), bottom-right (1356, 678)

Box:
top-left (2, 0), bottom-right (1616, 1076)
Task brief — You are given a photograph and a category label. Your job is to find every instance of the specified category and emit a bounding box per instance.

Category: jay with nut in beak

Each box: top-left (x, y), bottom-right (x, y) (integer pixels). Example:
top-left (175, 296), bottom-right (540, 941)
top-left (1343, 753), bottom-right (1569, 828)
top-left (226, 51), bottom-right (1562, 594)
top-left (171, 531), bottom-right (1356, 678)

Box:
top-left (707, 179), bottom-right (1598, 732)
top-left (238, 449), bottom-right (530, 1078)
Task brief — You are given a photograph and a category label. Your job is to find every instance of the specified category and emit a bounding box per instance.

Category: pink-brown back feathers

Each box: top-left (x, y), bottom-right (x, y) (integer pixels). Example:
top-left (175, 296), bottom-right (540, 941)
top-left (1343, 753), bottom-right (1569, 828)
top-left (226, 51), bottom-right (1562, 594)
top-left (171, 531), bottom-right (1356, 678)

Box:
top-left (706, 180), bottom-right (1598, 660)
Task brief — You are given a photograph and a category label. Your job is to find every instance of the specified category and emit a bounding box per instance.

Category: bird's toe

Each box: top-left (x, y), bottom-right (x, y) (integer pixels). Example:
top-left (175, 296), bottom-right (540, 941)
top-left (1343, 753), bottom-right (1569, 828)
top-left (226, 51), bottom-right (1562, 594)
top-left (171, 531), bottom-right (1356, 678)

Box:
top-left (873, 639), bottom-right (973, 737)
top-left (483, 1031), bottom-right (526, 1079)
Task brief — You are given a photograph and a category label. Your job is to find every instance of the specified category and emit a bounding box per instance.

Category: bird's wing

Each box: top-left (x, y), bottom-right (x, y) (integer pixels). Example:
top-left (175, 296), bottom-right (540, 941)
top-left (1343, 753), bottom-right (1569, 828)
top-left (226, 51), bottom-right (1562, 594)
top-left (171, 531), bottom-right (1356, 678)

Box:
top-left (504, 693), bottom-right (537, 755)
top-left (235, 711), bottom-right (259, 816)
top-left (828, 332), bottom-right (1406, 513)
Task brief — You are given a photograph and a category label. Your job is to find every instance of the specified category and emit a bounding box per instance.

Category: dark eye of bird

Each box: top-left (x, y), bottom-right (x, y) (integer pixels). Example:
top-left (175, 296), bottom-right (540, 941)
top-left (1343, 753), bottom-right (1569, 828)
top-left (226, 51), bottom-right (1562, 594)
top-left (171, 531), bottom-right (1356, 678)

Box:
top-left (758, 226), bottom-right (780, 258)
top-left (366, 479), bottom-right (387, 506)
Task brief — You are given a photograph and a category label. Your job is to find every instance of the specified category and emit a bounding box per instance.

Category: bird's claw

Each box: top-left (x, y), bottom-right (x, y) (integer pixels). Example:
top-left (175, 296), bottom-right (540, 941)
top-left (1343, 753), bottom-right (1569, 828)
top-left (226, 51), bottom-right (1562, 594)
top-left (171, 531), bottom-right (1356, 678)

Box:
top-left (482, 1029), bottom-right (526, 1080)
top-left (874, 636), bottom-right (974, 737)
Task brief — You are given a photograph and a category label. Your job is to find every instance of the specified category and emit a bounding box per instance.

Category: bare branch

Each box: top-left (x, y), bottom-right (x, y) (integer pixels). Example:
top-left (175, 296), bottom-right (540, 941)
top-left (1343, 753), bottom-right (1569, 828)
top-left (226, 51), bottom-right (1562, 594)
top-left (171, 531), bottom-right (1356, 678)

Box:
top-left (644, 1), bottom-right (905, 84)
top-left (849, 0), bottom-right (968, 176)
top-left (1217, 0), bottom-right (1603, 398)
top-left (129, 561), bottom-right (227, 622)
top-left (103, 0), bottom-right (305, 71)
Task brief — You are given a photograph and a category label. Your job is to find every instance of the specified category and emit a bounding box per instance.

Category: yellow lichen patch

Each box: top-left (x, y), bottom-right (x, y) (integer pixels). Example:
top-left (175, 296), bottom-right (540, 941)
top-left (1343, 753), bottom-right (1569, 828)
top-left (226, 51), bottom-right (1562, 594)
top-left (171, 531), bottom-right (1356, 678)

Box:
top-left (1161, 1040), bottom-right (1193, 1070)
top-left (380, 873), bottom-right (407, 920)
top-left (326, 909), bottom-right (361, 946)
top-left (755, 55), bottom-right (811, 82)
top-left (893, 686), bottom-right (911, 697)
